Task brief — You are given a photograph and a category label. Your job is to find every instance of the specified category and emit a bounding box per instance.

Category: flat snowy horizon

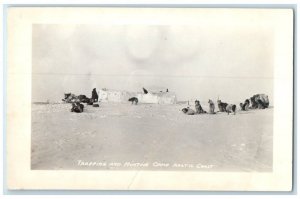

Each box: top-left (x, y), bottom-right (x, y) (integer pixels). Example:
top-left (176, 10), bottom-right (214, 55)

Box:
top-left (31, 102), bottom-right (273, 171)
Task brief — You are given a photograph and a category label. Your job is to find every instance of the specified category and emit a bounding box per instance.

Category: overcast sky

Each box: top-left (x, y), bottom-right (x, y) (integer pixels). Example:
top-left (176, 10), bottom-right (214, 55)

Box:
top-left (32, 24), bottom-right (274, 103)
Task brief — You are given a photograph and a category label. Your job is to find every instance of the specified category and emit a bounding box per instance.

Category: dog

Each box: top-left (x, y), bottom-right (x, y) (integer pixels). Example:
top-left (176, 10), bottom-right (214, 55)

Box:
top-left (255, 94), bottom-right (269, 109)
top-left (195, 100), bottom-right (206, 114)
top-left (239, 103), bottom-right (244, 111)
top-left (217, 100), bottom-right (228, 112)
top-left (182, 108), bottom-right (188, 113)
top-left (250, 94), bottom-right (269, 109)
top-left (208, 99), bottom-right (216, 114)
top-left (182, 107), bottom-right (196, 115)
top-left (77, 95), bottom-right (88, 102)
top-left (83, 97), bottom-right (94, 105)
top-left (78, 95), bottom-right (89, 103)
top-left (93, 104), bottom-right (100, 107)
top-left (71, 102), bottom-right (84, 113)
top-left (250, 96), bottom-right (258, 109)
top-left (128, 97), bottom-right (138, 105)
top-left (240, 99), bottom-right (250, 111)
top-left (226, 104), bottom-right (236, 115)
top-left (63, 93), bottom-right (89, 103)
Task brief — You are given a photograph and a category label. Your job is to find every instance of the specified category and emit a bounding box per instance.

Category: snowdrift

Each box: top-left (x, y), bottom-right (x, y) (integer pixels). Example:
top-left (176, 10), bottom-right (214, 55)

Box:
top-left (99, 89), bottom-right (177, 104)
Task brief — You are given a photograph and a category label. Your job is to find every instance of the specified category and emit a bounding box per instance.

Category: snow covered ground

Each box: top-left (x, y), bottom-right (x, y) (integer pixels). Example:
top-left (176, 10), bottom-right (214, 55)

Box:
top-left (31, 102), bottom-right (273, 171)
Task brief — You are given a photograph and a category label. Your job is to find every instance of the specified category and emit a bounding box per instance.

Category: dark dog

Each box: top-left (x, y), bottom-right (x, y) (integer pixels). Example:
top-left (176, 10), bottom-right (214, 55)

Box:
top-left (63, 93), bottom-right (89, 103)
top-left (93, 104), bottom-right (99, 107)
top-left (239, 103), bottom-right (244, 111)
top-left (78, 95), bottom-right (89, 103)
top-left (182, 108), bottom-right (188, 113)
top-left (128, 97), bottom-right (138, 105)
top-left (217, 100), bottom-right (228, 112)
top-left (85, 98), bottom-right (94, 105)
top-left (71, 102), bottom-right (84, 113)
top-left (250, 96), bottom-right (258, 109)
top-left (195, 100), bottom-right (206, 114)
top-left (240, 99), bottom-right (250, 111)
top-left (250, 94), bottom-right (269, 109)
top-left (255, 94), bottom-right (269, 109)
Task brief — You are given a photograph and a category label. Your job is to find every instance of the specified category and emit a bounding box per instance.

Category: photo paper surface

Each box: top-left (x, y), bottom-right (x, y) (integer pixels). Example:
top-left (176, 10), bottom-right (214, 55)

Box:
top-left (7, 7), bottom-right (293, 190)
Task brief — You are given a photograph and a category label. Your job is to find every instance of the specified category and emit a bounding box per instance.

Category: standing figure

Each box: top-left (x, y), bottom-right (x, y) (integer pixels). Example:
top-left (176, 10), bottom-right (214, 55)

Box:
top-left (92, 88), bottom-right (98, 102)
top-left (143, 87), bottom-right (148, 94)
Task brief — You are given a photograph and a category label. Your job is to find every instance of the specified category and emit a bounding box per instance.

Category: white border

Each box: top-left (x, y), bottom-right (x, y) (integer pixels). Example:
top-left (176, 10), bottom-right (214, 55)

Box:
top-left (7, 5), bottom-right (292, 191)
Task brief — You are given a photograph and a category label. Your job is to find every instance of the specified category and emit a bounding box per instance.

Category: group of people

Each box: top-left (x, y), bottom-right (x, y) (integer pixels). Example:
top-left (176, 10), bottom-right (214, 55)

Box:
top-left (66, 88), bottom-right (99, 113)
top-left (181, 94), bottom-right (269, 116)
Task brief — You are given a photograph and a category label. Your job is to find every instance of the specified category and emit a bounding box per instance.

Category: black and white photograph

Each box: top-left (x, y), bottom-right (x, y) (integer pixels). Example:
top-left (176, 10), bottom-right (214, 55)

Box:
top-left (6, 7), bottom-right (293, 190)
top-left (31, 24), bottom-right (273, 171)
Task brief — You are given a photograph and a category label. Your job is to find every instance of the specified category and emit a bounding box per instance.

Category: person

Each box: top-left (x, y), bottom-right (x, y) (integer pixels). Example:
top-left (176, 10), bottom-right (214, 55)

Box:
top-left (143, 87), bottom-right (148, 94)
top-left (91, 88), bottom-right (98, 102)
